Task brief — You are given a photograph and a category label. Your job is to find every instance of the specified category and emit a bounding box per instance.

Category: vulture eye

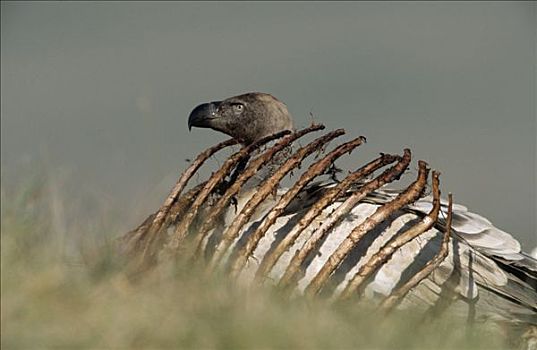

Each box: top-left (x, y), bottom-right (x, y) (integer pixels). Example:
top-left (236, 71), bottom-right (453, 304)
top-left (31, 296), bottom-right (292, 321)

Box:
top-left (232, 103), bottom-right (244, 113)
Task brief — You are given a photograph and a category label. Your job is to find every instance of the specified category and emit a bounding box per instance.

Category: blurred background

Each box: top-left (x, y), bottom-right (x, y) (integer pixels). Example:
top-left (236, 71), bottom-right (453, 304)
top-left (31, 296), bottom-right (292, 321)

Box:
top-left (1, 2), bottom-right (535, 249)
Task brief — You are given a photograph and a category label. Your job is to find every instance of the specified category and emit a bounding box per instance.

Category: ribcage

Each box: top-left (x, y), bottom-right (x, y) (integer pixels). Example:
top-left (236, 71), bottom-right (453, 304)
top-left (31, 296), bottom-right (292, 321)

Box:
top-left (121, 124), bottom-right (537, 326)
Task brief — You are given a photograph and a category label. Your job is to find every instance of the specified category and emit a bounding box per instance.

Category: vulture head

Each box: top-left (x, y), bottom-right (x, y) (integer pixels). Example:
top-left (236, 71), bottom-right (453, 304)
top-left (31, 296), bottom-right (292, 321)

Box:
top-left (188, 92), bottom-right (294, 145)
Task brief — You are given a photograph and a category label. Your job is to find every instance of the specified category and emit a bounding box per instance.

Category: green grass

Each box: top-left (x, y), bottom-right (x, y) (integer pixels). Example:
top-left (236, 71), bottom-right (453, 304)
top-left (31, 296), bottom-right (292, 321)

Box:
top-left (1, 178), bottom-right (509, 349)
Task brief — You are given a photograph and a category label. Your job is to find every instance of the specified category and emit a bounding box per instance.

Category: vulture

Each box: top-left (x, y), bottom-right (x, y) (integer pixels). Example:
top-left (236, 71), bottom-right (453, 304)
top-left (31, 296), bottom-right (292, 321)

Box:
top-left (122, 92), bottom-right (536, 344)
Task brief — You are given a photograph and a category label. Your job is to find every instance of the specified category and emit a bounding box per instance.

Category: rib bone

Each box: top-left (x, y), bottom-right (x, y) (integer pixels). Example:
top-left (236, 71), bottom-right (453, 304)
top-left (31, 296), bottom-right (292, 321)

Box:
top-left (151, 139), bottom-right (238, 235)
top-left (193, 124), bottom-right (325, 258)
top-left (279, 149), bottom-right (413, 289)
top-left (120, 139), bottom-right (236, 257)
top-left (229, 136), bottom-right (367, 279)
top-left (206, 129), bottom-right (346, 273)
top-left (338, 170), bottom-right (442, 300)
top-left (379, 193), bottom-right (453, 312)
top-left (255, 153), bottom-right (399, 283)
top-left (167, 130), bottom-right (291, 252)
top-left (304, 160), bottom-right (429, 298)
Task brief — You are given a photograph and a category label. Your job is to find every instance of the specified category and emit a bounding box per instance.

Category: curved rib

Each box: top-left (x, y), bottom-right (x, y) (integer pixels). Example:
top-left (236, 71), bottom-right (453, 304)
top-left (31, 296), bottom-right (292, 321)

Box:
top-left (379, 193), bottom-right (453, 312)
top-left (151, 139), bottom-right (238, 235)
top-left (229, 136), bottom-right (367, 279)
top-left (192, 124), bottom-right (325, 258)
top-left (122, 139), bottom-right (236, 256)
top-left (279, 149), bottom-right (413, 289)
top-left (304, 160), bottom-right (430, 298)
top-left (206, 129), bottom-right (346, 273)
top-left (167, 130), bottom-right (291, 252)
top-left (254, 153), bottom-right (399, 283)
top-left (338, 170), bottom-right (442, 300)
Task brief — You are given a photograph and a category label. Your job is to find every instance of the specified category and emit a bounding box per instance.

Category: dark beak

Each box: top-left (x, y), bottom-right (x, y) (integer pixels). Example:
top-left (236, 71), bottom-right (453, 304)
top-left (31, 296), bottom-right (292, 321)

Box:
top-left (188, 101), bottom-right (221, 131)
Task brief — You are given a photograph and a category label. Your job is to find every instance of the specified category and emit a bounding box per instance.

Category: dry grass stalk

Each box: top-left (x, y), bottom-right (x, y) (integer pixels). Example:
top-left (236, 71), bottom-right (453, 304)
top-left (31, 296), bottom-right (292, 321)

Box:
top-left (206, 129), bottom-right (347, 273)
top-left (378, 193), bottom-right (453, 312)
top-left (304, 160), bottom-right (430, 298)
top-left (278, 149), bottom-right (413, 289)
top-left (254, 153), bottom-right (399, 283)
top-left (228, 136), bottom-right (367, 279)
top-left (338, 171), bottom-right (442, 300)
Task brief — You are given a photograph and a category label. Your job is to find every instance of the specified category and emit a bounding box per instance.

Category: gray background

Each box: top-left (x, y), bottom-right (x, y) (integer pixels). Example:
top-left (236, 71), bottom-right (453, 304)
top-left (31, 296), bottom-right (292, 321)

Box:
top-left (1, 2), bottom-right (535, 249)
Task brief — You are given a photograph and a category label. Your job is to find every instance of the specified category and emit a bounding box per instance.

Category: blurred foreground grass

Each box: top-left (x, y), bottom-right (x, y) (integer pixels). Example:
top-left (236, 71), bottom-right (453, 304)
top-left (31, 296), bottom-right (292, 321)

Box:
top-left (1, 176), bottom-right (507, 349)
